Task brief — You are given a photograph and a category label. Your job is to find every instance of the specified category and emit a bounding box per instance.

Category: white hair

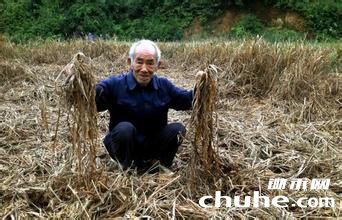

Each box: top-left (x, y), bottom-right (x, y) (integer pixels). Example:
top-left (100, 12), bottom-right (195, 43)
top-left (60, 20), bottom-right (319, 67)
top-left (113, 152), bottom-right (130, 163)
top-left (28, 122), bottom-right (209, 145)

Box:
top-left (129, 39), bottom-right (161, 63)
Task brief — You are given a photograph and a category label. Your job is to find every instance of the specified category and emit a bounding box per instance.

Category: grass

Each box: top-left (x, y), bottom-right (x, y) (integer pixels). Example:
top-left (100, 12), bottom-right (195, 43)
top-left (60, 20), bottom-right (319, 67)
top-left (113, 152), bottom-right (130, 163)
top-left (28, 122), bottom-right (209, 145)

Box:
top-left (0, 38), bottom-right (341, 219)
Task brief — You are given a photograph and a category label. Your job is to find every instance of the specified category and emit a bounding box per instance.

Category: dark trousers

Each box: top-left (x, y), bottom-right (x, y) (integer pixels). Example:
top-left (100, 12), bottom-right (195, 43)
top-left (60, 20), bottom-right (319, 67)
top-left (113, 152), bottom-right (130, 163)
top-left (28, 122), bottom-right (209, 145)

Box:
top-left (103, 122), bottom-right (186, 169)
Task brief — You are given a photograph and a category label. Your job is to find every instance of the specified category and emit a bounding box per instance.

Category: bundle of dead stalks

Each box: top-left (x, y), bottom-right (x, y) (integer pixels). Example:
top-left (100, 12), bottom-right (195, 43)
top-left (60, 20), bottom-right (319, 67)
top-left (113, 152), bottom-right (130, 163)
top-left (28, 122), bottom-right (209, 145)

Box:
top-left (189, 65), bottom-right (220, 170)
top-left (55, 52), bottom-right (98, 177)
top-left (186, 65), bottom-right (231, 198)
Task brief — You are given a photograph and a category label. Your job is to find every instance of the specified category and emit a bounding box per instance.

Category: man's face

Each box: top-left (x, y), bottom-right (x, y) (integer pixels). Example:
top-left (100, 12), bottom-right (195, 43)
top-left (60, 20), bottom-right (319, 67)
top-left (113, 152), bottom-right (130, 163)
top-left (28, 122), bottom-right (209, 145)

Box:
top-left (131, 44), bottom-right (158, 87)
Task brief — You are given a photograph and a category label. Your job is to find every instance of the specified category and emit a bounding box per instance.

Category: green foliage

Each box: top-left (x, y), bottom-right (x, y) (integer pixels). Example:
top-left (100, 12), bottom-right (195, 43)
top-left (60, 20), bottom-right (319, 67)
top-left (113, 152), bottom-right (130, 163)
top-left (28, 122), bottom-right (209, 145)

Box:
top-left (304, 1), bottom-right (341, 40)
top-left (118, 17), bottom-right (187, 41)
top-left (0, 0), bottom-right (340, 42)
top-left (64, 2), bottom-right (113, 37)
top-left (230, 15), bottom-right (265, 38)
top-left (229, 15), bottom-right (305, 42)
top-left (32, 0), bottom-right (65, 38)
top-left (0, 0), bottom-right (32, 41)
top-left (262, 28), bottom-right (304, 42)
top-left (263, 0), bottom-right (341, 40)
top-left (0, 0), bottom-right (241, 42)
top-left (0, 0), bottom-right (65, 42)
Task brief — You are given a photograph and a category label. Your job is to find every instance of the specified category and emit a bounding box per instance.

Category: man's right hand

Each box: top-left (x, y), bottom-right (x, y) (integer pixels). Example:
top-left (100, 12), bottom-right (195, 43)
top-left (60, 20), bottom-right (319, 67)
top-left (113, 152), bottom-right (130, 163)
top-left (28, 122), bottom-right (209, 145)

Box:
top-left (61, 63), bottom-right (74, 76)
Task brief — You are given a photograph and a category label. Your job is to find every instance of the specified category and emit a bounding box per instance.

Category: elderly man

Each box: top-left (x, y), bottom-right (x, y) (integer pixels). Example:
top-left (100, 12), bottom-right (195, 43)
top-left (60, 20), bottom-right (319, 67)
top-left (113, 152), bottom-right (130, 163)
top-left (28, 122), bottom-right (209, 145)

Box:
top-left (96, 40), bottom-right (194, 171)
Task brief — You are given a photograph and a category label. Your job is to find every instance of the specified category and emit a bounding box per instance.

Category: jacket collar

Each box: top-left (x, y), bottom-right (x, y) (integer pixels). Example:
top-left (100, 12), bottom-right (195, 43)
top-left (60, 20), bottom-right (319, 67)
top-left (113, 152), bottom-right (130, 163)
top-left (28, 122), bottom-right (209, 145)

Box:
top-left (127, 70), bottom-right (159, 90)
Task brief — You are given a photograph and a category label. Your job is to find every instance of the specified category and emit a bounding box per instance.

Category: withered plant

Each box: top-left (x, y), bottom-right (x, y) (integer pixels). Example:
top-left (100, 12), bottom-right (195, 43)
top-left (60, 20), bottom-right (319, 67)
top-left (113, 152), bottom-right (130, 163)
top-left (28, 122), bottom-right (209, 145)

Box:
top-left (55, 52), bottom-right (98, 176)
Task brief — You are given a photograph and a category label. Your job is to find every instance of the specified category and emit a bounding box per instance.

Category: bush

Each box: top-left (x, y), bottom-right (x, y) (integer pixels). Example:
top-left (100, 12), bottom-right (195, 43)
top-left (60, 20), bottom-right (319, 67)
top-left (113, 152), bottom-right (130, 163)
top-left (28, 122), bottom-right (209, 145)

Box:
top-left (263, 0), bottom-right (341, 40)
top-left (262, 28), bottom-right (304, 42)
top-left (230, 14), bottom-right (265, 38)
top-left (304, 2), bottom-right (341, 40)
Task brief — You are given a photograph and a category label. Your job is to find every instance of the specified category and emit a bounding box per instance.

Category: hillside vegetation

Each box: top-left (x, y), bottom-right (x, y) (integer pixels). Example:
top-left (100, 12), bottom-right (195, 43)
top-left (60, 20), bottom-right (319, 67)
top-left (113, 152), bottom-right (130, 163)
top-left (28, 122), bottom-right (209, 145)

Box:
top-left (0, 0), bottom-right (341, 42)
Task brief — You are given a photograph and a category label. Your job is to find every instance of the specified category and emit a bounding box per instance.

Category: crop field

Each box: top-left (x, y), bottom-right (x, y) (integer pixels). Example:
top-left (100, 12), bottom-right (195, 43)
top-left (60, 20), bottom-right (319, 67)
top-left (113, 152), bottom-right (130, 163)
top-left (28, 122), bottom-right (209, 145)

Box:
top-left (0, 38), bottom-right (341, 219)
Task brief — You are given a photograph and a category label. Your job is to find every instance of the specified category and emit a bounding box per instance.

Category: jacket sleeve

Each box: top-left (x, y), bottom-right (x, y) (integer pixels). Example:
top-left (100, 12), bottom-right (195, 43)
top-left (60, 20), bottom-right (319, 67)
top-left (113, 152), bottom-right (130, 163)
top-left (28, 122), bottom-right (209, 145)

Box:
top-left (164, 78), bottom-right (193, 111)
top-left (95, 76), bottom-right (116, 112)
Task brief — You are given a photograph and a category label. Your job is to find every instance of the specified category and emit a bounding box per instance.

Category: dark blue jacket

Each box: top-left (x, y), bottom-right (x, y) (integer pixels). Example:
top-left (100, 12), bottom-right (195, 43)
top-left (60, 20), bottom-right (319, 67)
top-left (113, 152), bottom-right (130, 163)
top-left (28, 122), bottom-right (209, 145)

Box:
top-left (96, 71), bottom-right (193, 135)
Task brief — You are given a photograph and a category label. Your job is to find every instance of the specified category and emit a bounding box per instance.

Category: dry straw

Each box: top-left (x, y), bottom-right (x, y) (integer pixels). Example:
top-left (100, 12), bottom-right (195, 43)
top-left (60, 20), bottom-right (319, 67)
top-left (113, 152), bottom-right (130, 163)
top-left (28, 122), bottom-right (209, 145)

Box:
top-left (0, 35), bottom-right (16, 59)
top-left (189, 65), bottom-right (220, 172)
top-left (1, 39), bottom-right (341, 219)
top-left (55, 52), bottom-right (98, 176)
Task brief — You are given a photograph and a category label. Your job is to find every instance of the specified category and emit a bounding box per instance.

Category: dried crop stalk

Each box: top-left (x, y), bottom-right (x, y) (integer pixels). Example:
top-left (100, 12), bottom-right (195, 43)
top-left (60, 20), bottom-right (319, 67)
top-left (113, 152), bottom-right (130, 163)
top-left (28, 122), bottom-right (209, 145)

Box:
top-left (55, 52), bottom-right (98, 175)
top-left (39, 86), bottom-right (49, 130)
top-left (189, 65), bottom-right (219, 172)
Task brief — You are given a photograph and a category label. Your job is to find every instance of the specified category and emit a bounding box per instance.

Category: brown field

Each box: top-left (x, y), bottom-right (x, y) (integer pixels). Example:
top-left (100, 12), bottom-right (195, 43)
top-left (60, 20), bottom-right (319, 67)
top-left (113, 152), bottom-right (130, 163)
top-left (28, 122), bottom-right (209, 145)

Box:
top-left (0, 38), bottom-right (341, 219)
